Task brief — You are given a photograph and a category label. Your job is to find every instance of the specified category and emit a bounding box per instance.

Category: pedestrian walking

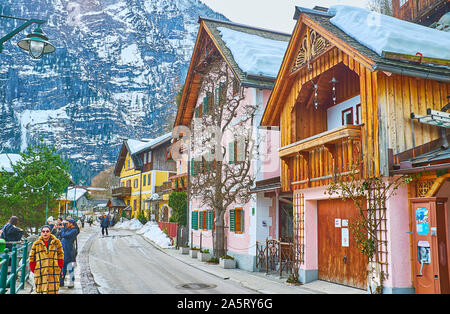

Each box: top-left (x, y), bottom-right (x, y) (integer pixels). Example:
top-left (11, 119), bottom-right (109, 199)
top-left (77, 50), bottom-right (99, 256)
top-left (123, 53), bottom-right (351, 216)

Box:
top-left (28, 225), bottom-right (64, 294)
top-left (100, 213), bottom-right (110, 236)
top-left (0, 216), bottom-right (24, 252)
top-left (52, 217), bottom-right (64, 239)
top-left (59, 219), bottom-right (79, 288)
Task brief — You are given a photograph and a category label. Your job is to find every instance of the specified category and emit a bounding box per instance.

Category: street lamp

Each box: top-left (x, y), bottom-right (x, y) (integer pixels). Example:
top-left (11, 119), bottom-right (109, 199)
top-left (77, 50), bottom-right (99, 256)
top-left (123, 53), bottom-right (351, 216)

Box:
top-left (0, 15), bottom-right (55, 59)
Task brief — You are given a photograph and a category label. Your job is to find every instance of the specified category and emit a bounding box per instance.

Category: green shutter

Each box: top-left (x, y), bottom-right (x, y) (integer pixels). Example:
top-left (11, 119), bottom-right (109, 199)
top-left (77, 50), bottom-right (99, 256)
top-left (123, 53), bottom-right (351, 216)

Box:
top-left (229, 209), bottom-right (235, 232)
top-left (237, 139), bottom-right (245, 162)
top-left (199, 211), bottom-right (203, 229)
top-left (228, 141), bottom-right (235, 164)
top-left (208, 210), bottom-right (213, 230)
top-left (192, 211), bottom-right (198, 230)
top-left (190, 158), bottom-right (196, 176)
top-left (203, 95), bottom-right (209, 114)
top-left (194, 107), bottom-right (199, 118)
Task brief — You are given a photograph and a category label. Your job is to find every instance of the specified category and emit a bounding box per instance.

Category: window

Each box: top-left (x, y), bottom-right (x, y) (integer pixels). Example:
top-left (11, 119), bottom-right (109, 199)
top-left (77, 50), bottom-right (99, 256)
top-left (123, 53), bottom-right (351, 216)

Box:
top-left (228, 139), bottom-right (246, 164)
top-left (127, 159), bottom-right (130, 169)
top-left (133, 179), bottom-right (138, 188)
top-left (133, 200), bottom-right (137, 211)
top-left (144, 153), bottom-right (147, 164)
top-left (341, 107), bottom-right (354, 126)
top-left (126, 180), bottom-right (131, 187)
top-left (143, 174), bottom-right (146, 186)
top-left (148, 151), bottom-right (152, 163)
top-left (147, 173), bottom-right (151, 186)
top-left (229, 208), bottom-right (244, 233)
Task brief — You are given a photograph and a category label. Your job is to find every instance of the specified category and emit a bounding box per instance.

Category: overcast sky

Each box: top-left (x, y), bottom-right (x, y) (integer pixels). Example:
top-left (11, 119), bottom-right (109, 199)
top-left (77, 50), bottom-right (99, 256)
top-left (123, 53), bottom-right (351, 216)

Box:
top-left (199, 0), bottom-right (370, 33)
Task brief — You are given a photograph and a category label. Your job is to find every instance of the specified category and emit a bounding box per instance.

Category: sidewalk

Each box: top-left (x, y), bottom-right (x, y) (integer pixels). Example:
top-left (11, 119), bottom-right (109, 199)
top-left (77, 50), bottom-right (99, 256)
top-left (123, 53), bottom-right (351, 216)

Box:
top-left (147, 238), bottom-right (367, 294)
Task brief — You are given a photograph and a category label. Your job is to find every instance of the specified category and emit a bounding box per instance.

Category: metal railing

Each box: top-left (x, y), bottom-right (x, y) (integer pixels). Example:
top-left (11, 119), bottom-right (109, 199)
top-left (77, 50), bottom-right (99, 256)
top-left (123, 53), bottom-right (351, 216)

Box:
top-left (0, 239), bottom-right (31, 294)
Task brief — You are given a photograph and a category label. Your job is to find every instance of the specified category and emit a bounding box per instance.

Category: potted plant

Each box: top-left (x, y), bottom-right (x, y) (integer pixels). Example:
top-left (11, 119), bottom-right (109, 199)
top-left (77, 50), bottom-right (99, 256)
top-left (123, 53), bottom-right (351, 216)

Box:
top-left (189, 247), bottom-right (200, 258)
top-left (179, 244), bottom-right (189, 255)
top-left (198, 249), bottom-right (211, 262)
top-left (219, 255), bottom-right (236, 269)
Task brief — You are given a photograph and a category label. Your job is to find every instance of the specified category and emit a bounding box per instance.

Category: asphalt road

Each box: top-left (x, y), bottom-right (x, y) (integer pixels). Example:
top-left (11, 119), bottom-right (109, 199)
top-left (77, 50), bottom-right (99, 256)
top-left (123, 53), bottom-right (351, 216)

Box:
top-left (88, 227), bottom-right (258, 294)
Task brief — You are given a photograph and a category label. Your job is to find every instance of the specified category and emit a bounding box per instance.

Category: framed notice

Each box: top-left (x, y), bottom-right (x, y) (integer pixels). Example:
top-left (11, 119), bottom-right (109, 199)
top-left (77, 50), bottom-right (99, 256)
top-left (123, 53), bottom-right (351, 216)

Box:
top-left (342, 228), bottom-right (349, 247)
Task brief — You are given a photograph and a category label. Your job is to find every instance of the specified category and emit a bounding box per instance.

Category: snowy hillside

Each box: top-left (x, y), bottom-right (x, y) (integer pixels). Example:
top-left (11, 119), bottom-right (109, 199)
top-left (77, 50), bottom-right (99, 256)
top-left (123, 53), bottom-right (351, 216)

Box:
top-left (0, 0), bottom-right (227, 183)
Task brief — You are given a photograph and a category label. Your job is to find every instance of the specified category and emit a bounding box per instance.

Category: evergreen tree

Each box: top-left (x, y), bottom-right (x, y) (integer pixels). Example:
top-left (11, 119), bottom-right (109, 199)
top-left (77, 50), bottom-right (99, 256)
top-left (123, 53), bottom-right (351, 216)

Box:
top-left (0, 140), bottom-right (71, 234)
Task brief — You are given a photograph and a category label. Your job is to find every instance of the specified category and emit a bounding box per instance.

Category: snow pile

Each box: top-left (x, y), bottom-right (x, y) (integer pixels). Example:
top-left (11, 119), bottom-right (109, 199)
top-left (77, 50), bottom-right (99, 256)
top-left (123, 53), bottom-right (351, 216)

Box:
top-left (114, 218), bottom-right (143, 230)
top-left (138, 222), bottom-right (173, 248)
top-left (329, 5), bottom-right (450, 61)
top-left (217, 27), bottom-right (289, 78)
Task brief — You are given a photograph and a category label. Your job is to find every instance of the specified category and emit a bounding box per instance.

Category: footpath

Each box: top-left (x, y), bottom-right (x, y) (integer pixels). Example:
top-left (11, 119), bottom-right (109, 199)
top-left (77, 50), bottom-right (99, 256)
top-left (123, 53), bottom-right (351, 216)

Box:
top-left (19, 223), bottom-right (366, 294)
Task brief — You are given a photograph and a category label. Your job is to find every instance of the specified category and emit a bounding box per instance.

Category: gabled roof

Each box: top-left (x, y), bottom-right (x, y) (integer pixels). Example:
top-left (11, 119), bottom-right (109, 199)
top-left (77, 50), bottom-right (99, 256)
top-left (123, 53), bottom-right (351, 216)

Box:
top-left (174, 17), bottom-right (290, 127)
top-left (113, 132), bottom-right (172, 176)
top-left (261, 5), bottom-right (450, 127)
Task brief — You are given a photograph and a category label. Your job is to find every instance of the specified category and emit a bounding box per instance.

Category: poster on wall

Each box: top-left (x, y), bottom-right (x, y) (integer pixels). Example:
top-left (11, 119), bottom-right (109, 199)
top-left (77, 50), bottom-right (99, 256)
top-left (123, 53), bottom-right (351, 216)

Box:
top-left (416, 207), bottom-right (429, 235)
top-left (342, 228), bottom-right (349, 247)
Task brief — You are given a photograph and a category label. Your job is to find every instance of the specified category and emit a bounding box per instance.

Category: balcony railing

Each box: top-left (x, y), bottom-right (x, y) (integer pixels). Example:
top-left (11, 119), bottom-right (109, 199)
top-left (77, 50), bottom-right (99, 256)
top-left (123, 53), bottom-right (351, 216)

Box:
top-left (279, 125), bottom-right (362, 191)
top-left (111, 186), bottom-right (131, 198)
top-left (154, 181), bottom-right (173, 194)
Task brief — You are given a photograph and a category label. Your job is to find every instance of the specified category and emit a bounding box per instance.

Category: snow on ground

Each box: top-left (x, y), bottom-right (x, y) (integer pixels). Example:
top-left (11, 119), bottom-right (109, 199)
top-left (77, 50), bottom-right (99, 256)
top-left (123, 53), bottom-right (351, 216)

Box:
top-left (114, 219), bottom-right (173, 248)
top-left (329, 5), bottom-right (450, 61)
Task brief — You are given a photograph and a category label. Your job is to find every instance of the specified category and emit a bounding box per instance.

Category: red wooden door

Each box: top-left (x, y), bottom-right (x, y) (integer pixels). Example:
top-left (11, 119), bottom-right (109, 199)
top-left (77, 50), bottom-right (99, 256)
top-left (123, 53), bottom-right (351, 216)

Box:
top-left (318, 199), bottom-right (367, 289)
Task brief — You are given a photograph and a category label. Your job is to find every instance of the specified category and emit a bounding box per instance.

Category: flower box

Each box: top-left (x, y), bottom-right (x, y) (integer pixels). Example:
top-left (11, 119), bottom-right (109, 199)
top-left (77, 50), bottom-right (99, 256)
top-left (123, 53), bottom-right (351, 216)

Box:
top-left (198, 251), bottom-right (211, 262)
top-left (189, 249), bottom-right (199, 258)
top-left (219, 257), bottom-right (236, 269)
top-left (180, 247), bottom-right (189, 255)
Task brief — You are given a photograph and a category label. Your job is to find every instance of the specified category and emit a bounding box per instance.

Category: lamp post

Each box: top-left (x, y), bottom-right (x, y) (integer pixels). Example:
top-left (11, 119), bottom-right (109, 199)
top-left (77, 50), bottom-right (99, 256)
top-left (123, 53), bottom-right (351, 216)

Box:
top-left (0, 15), bottom-right (55, 59)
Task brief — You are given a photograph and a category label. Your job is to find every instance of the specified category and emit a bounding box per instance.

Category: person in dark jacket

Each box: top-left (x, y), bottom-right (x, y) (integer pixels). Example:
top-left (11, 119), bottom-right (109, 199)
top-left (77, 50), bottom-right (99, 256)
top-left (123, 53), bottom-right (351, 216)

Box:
top-left (100, 214), bottom-right (110, 236)
top-left (59, 219), bottom-right (79, 288)
top-left (0, 216), bottom-right (24, 252)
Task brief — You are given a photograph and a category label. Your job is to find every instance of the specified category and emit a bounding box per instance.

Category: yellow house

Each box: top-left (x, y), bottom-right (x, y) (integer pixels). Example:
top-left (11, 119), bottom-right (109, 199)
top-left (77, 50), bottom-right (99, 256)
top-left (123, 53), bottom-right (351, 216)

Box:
top-left (112, 133), bottom-right (177, 220)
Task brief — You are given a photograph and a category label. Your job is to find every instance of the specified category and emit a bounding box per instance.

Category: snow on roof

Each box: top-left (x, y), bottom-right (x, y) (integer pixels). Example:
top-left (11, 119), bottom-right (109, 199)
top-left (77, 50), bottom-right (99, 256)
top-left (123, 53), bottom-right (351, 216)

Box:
top-left (328, 5), bottom-right (450, 61)
top-left (0, 154), bottom-right (22, 173)
top-left (217, 27), bottom-right (289, 78)
top-left (59, 187), bottom-right (88, 201)
top-left (126, 132), bottom-right (171, 155)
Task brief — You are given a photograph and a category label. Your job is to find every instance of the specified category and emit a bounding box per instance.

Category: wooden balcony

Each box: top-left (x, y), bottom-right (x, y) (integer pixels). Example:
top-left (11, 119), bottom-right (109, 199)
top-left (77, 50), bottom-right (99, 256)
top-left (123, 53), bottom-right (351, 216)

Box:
top-left (279, 125), bottom-right (361, 158)
top-left (279, 125), bottom-right (362, 192)
top-left (111, 186), bottom-right (131, 198)
top-left (155, 181), bottom-right (173, 194)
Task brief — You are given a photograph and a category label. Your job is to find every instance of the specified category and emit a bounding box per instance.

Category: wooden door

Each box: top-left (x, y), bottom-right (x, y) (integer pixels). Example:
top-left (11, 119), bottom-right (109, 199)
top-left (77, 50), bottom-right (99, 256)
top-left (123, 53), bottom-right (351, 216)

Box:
top-left (318, 199), bottom-right (367, 290)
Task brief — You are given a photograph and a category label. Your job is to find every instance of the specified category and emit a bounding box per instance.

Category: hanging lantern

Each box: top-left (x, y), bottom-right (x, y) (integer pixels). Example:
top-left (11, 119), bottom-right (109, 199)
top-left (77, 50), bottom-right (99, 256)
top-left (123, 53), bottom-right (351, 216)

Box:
top-left (330, 77), bottom-right (338, 105)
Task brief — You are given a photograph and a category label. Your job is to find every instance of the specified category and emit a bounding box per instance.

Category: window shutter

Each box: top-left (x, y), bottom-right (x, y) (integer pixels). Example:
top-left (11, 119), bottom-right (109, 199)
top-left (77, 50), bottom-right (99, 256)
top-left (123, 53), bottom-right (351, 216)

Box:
top-left (229, 209), bottom-right (235, 232)
top-left (236, 139), bottom-right (245, 162)
top-left (199, 211), bottom-right (203, 229)
top-left (202, 96), bottom-right (208, 115)
top-left (194, 107), bottom-right (199, 118)
top-left (192, 211), bottom-right (198, 230)
top-left (240, 209), bottom-right (244, 233)
top-left (228, 141), bottom-right (235, 164)
top-left (208, 210), bottom-right (213, 230)
top-left (219, 82), bottom-right (225, 104)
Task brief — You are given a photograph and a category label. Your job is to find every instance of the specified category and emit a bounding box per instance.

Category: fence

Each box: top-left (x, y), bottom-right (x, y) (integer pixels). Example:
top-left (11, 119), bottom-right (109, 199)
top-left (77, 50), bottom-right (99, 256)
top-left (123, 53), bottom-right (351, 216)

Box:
top-left (0, 239), bottom-right (31, 294)
top-left (158, 222), bottom-right (178, 239)
top-left (256, 238), bottom-right (296, 278)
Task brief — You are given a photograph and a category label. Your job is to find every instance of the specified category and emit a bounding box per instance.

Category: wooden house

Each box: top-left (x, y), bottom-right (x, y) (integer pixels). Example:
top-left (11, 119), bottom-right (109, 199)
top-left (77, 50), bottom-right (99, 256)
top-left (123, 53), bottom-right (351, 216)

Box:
top-left (261, 5), bottom-right (450, 292)
top-left (392, 0), bottom-right (449, 26)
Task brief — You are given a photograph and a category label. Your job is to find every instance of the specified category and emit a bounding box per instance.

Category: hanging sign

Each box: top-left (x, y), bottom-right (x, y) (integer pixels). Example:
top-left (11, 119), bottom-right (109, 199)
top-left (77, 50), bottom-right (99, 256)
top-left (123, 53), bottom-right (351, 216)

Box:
top-left (416, 207), bottom-right (429, 235)
top-left (342, 228), bottom-right (349, 247)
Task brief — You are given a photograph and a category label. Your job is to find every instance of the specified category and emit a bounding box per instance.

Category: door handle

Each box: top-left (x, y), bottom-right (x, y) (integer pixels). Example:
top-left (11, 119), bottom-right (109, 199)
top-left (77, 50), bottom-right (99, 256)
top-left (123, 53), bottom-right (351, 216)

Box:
top-left (343, 256), bottom-right (347, 264)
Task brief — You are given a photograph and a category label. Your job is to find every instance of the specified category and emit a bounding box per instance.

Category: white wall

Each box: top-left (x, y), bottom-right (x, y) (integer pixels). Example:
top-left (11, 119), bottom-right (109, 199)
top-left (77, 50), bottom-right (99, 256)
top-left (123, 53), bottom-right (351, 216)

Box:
top-left (327, 95), bottom-right (361, 130)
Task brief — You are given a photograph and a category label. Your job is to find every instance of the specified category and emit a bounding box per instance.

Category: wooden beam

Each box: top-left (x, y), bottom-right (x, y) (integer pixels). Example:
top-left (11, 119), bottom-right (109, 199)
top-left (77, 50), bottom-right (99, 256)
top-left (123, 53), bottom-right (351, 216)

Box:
top-left (425, 173), bottom-right (450, 197)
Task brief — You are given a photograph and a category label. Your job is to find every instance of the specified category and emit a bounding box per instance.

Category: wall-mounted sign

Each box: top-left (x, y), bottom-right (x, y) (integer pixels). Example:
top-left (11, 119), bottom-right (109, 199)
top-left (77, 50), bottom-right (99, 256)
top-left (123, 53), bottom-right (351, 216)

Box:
top-left (335, 218), bottom-right (341, 228)
top-left (416, 207), bottom-right (429, 235)
top-left (342, 228), bottom-right (349, 247)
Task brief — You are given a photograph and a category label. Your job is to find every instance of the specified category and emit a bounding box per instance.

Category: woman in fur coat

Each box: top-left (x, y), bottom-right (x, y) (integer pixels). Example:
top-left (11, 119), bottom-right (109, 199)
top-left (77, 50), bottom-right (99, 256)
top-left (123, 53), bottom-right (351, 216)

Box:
top-left (29, 225), bottom-right (64, 294)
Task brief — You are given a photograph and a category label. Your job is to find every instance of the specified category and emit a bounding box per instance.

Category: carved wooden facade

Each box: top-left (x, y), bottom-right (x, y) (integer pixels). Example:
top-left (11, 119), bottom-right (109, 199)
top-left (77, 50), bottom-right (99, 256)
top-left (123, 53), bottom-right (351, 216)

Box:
top-left (392, 0), bottom-right (449, 26)
top-left (261, 9), bottom-right (450, 193)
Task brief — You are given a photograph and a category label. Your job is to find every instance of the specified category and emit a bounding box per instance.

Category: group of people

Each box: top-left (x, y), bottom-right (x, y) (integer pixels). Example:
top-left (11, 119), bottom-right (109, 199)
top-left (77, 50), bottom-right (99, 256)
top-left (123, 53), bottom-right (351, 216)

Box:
top-left (1, 212), bottom-right (113, 294)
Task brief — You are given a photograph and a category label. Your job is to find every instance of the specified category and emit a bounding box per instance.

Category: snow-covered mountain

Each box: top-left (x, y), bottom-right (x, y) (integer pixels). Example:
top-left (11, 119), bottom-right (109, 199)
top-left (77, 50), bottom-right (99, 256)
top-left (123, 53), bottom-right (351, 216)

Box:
top-left (0, 0), bottom-right (227, 183)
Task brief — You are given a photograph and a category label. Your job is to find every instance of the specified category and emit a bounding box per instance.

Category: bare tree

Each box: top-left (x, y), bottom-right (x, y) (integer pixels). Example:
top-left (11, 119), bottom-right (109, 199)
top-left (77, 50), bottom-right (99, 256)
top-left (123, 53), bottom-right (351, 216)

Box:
top-left (188, 57), bottom-right (258, 258)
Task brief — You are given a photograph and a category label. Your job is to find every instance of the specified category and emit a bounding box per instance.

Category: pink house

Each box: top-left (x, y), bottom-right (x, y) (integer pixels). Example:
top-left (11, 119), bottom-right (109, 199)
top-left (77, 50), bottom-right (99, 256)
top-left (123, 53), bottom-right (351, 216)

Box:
top-left (173, 17), bottom-right (290, 270)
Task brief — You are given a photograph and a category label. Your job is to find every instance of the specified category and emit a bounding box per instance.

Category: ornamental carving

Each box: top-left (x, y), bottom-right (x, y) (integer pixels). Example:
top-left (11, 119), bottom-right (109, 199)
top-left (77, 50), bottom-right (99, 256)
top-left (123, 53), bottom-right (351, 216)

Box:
top-left (292, 28), bottom-right (331, 73)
